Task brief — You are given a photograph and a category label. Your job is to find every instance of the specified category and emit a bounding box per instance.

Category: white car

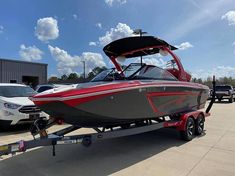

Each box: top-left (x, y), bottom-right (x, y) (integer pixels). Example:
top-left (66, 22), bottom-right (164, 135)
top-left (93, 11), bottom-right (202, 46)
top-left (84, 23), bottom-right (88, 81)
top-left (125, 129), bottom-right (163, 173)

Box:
top-left (0, 83), bottom-right (48, 130)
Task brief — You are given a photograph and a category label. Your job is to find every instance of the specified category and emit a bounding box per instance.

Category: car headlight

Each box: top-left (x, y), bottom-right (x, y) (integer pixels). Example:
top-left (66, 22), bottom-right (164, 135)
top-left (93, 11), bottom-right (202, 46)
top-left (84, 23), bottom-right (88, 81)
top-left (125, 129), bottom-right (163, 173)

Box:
top-left (1, 110), bottom-right (14, 116)
top-left (4, 103), bottom-right (21, 109)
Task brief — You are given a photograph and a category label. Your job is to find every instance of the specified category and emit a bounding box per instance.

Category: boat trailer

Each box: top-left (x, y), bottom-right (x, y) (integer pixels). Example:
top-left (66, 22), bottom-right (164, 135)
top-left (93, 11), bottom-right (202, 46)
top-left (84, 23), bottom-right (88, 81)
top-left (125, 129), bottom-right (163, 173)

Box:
top-left (0, 77), bottom-right (216, 158)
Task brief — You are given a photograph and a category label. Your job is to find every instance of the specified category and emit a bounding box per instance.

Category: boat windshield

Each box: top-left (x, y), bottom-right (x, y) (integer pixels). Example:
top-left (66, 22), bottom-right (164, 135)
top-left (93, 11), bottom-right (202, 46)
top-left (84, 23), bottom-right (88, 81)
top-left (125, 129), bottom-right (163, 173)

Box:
top-left (122, 63), bottom-right (142, 77)
top-left (129, 65), bottom-right (177, 81)
top-left (91, 63), bottom-right (177, 82)
top-left (91, 69), bottom-right (116, 82)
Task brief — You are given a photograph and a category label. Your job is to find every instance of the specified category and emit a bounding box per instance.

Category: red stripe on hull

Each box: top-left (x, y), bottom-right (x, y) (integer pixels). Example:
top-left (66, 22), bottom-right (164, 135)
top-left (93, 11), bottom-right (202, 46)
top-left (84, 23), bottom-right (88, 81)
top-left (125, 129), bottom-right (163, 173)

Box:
top-left (33, 81), bottom-right (206, 100)
top-left (146, 92), bottom-right (200, 114)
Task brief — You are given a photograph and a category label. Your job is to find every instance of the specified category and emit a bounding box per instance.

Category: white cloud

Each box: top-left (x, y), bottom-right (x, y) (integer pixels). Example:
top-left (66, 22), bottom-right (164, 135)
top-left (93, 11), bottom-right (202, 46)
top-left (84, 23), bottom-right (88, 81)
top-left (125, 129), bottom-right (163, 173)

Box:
top-left (221, 10), bottom-right (235, 25)
top-left (73, 14), bottom-right (78, 20)
top-left (19, 44), bottom-right (44, 62)
top-left (35, 17), bottom-right (59, 42)
top-left (143, 58), bottom-right (167, 67)
top-left (89, 42), bottom-right (97, 46)
top-left (121, 54), bottom-right (167, 68)
top-left (105, 0), bottom-right (127, 6)
top-left (165, 0), bottom-right (234, 41)
top-left (48, 45), bottom-right (106, 75)
top-left (82, 52), bottom-right (106, 73)
top-left (233, 42), bottom-right (235, 53)
top-left (175, 42), bottom-right (194, 50)
top-left (0, 25), bottom-right (4, 33)
top-left (99, 23), bottom-right (133, 46)
top-left (192, 66), bottom-right (235, 79)
top-left (96, 23), bottom-right (102, 29)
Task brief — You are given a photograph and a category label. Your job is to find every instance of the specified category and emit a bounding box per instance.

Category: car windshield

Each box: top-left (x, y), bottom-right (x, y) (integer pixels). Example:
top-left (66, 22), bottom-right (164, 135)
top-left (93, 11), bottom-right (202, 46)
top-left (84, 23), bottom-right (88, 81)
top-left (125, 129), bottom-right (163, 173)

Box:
top-left (215, 86), bottom-right (232, 91)
top-left (0, 86), bottom-right (36, 97)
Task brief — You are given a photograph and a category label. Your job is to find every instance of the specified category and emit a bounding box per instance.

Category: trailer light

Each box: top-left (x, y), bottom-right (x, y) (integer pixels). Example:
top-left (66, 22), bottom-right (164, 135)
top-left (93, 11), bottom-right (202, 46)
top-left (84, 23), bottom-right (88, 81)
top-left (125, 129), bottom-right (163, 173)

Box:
top-left (56, 119), bottom-right (64, 125)
top-left (4, 103), bottom-right (21, 109)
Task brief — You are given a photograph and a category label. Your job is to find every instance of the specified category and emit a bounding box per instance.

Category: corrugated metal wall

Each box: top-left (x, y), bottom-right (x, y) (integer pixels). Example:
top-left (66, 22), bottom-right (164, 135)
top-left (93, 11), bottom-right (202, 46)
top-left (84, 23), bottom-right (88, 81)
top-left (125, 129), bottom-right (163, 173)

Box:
top-left (0, 59), bottom-right (47, 84)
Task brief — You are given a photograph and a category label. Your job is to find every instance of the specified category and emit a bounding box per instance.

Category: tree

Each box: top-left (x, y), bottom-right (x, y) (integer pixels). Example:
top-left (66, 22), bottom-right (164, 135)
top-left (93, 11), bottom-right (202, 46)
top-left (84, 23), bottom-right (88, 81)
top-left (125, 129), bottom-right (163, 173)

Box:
top-left (92, 66), bottom-right (107, 75)
top-left (87, 66), bottom-right (108, 80)
top-left (60, 74), bottom-right (68, 80)
top-left (191, 76), bottom-right (235, 88)
top-left (68, 73), bottom-right (79, 80)
top-left (48, 76), bottom-right (58, 83)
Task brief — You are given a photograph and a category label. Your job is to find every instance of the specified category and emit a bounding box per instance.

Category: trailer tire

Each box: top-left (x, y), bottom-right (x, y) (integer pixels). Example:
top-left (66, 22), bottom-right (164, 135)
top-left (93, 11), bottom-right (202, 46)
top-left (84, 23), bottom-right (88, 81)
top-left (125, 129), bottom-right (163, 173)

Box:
top-left (195, 114), bottom-right (204, 135)
top-left (180, 117), bottom-right (195, 141)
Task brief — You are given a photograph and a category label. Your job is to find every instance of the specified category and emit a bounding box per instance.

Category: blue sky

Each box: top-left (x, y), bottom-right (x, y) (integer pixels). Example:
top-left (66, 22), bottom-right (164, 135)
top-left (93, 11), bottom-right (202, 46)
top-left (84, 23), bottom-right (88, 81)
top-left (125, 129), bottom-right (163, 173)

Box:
top-left (0, 0), bottom-right (235, 79)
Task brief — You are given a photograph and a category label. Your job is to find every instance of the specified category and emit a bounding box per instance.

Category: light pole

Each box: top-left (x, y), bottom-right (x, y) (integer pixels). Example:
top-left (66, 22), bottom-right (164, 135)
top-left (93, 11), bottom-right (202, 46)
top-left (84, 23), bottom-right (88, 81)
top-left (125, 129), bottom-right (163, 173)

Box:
top-left (82, 61), bottom-right (85, 79)
top-left (133, 29), bottom-right (147, 65)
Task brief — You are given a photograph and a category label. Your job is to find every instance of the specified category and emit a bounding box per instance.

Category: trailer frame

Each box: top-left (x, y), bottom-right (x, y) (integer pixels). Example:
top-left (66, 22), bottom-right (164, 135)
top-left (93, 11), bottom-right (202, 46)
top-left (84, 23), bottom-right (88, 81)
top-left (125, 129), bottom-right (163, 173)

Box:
top-left (0, 110), bottom-right (209, 157)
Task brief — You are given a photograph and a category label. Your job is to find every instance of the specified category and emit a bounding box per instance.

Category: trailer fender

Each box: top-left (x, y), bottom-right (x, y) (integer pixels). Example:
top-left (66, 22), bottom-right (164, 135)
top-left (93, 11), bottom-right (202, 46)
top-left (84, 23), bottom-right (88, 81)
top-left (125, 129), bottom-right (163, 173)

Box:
top-left (176, 111), bottom-right (203, 131)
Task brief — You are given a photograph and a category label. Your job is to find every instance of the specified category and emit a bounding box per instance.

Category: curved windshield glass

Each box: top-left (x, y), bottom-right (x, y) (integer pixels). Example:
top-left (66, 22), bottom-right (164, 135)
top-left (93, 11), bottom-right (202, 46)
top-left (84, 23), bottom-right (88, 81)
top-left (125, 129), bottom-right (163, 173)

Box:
top-left (91, 64), bottom-right (177, 82)
top-left (130, 66), bottom-right (177, 81)
top-left (122, 63), bottom-right (142, 77)
top-left (0, 86), bottom-right (36, 97)
top-left (91, 69), bottom-right (115, 82)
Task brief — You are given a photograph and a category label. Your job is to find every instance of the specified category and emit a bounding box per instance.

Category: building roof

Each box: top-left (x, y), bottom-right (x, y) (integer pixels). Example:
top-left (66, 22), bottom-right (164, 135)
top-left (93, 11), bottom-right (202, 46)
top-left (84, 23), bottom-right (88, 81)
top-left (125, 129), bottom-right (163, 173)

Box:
top-left (0, 58), bottom-right (48, 66)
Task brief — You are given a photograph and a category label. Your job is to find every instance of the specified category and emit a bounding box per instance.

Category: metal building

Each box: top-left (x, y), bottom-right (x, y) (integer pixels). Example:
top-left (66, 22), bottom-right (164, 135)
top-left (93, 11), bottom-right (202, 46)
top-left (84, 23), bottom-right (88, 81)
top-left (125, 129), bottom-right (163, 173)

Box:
top-left (0, 58), bottom-right (47, 88)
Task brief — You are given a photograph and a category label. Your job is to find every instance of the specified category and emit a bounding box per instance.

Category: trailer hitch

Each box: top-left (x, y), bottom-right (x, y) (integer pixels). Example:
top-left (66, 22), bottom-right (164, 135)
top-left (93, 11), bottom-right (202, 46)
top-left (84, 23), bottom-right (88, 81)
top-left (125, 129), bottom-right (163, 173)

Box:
top-left (30, 117), bottom-right (55, 138)
top-left (206, 75), bottom-right (216, 113)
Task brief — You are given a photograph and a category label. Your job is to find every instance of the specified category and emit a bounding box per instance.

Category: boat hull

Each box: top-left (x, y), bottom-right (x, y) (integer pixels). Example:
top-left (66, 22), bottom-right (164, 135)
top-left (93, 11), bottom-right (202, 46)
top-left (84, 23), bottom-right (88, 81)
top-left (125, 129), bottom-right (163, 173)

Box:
top-left (33, 81), bottom-right (209, 127)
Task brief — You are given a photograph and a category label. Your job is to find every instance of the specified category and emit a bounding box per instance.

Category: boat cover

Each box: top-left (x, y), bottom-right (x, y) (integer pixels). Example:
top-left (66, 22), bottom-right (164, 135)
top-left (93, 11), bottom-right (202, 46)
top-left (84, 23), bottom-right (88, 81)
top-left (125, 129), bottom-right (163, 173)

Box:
top-left (103, 36), bottom-right (177, 58)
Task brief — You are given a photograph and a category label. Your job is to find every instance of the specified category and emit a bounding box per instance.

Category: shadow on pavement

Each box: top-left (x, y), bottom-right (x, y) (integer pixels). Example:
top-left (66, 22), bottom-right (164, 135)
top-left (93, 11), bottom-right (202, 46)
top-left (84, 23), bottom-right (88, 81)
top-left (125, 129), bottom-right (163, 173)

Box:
top-left (214, 101), bottom-right (232, 104)
top-left (0, 128), bottom-right (188, 176)
top-left (0, 124), bottom-right (31, 136)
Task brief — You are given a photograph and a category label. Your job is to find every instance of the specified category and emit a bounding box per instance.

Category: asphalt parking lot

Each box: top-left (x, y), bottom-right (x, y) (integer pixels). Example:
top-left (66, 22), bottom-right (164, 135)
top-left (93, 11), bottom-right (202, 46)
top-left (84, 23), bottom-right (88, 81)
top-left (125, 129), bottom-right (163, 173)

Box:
top-left (0, 102), bottom-right (235, 176)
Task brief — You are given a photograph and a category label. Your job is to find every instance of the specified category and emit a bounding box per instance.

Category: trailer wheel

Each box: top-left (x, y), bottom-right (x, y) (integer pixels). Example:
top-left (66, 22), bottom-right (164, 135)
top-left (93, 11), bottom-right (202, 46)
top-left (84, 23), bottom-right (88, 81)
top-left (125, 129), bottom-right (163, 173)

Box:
top-left (195, 114), bottom-right (204, 135)
top-left (180, 117), bottom-right (195, 141)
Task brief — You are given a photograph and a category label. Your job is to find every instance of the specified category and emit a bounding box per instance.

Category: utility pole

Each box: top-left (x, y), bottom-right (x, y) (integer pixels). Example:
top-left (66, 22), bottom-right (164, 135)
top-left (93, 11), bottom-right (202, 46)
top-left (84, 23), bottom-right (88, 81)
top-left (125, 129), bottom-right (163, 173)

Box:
top-left (82, 61), bottom-right (85, 79)
top-left (133, 29), bottom-right (147, 65)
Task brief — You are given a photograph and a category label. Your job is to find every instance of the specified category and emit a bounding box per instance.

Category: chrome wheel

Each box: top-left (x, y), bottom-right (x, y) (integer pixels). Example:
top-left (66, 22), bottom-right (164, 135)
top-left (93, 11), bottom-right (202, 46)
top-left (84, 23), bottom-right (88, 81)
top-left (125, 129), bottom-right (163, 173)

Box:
top-left (180, 117), bottom-right (195, 141)
top-left (195, 115), bottom-right (204, 135)
top-left (187, 121), bottom-right (194, 136)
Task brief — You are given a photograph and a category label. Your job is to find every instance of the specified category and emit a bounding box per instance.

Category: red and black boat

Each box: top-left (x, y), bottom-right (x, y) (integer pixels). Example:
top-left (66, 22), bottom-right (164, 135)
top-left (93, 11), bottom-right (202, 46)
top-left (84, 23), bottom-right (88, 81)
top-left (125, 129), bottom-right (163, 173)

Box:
top-left (31, 36), bottom-right (209, 127)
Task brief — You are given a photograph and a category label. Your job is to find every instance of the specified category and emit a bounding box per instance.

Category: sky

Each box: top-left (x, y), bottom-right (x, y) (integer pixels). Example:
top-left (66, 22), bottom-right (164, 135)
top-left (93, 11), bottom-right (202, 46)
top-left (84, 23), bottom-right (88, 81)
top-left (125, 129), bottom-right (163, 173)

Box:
top-left (0, 0), bottom-right (235, 79)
